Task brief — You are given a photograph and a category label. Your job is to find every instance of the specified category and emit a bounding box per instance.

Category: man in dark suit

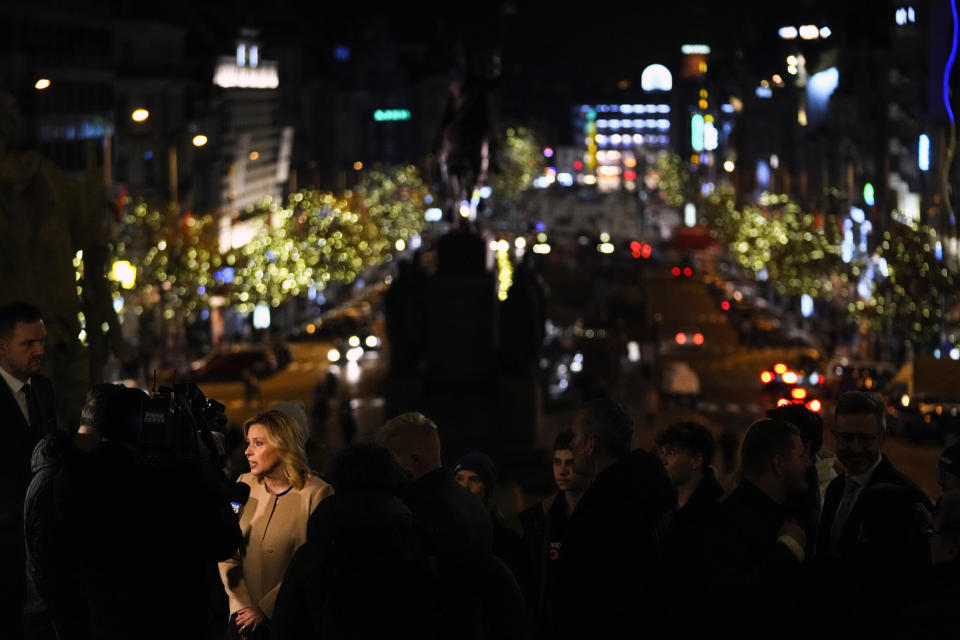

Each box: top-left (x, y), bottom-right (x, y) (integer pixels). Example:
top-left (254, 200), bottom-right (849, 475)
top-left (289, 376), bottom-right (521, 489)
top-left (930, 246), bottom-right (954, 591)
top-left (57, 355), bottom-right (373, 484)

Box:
top-left (816, 390), bottom-right (933, 637)
top-left (0, 300), bottom-right (57, 638)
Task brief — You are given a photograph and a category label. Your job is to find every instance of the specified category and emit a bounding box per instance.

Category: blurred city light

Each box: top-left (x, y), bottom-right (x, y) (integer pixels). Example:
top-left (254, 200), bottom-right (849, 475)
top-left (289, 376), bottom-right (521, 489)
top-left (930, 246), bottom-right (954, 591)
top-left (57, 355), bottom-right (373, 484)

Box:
top-left (35, 78), bottom-right (50, 90)
top-left (863, 182), bottom-right (875, 206)
top-left (807, 399), bottom-right (822, 412)
top-left (327, 348), bottom-right (341, 362)
top-left (778, 26), bottom-right (798, 39)
top-left (425, 208), bottom-right (443, 222)
top-left (111, 260), bottom-right (137, 289)
top-left (919, 134), bottom-right (930, 171)
top-left (252, 303), bottom-right (270, 329)
top-left (799, 25), bottom-right (820, 39)
top-left (192, 134), bottom-right (208, 147)
top-left (131, 108), bottom-right (150, 122)
top-left (761, 371), bottom-right (774, 384)
top-left (723, 160), bottom-right (735, 172)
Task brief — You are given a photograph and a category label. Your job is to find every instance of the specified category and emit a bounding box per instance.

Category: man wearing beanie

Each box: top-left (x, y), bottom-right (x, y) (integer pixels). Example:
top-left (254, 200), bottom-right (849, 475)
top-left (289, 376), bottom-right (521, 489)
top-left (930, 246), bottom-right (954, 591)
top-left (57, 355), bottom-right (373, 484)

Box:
top-left (549, 397), bottom-right (676, 639)
top-left (455, 450), bottom-right (526, 593)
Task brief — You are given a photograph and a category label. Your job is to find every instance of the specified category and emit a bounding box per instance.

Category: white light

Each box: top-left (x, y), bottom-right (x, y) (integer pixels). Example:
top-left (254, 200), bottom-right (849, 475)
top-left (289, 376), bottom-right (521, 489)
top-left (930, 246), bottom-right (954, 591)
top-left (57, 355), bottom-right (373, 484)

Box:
top-left (365, 335), bottom-right (379, 348)
top-left (919, 134), bottom-right (930, 171)
top-left (113, 297), bottom-right (124, 313)
top-left (131, 108), bottom-right (150, 122)
top-left (684, 203), bottom-right (696, 227)
top-left (627, 341), bottom-right (641, 362)
top-left (327, 348), bottom-right (341, 362)
top-left (570, 360), bottom-right (584, 373)
top-left (249, 45), bottom-right (259, 67)
top-left (583, 175), bottom-right (597, 185)
top-left (801, 294), bottom-right (814, 318)
top-left (598, 243), bottom-right (615, 254)
top-left (850, 206), bottom-right (865, 224)
top-left (515, 237), bottom-right (527, 249)
top-left (532, 243), bottom-right (551, 254)
top-left (533, 176), bottom-right (552, 188)
top-left (770, 154), bottom-right (779, 169)
top-left (460, 202), bottom-right (472, 216)
top-left (600, 232), bottom-right (610, 242)
top-left (681, 44), bottom-right (711, 54)
top-left (35, 78), bottom-right (51, 90)
top-left (192, 134), bottom-right (208, 147)
top-left (703, 120), bottom-right (718, 150)
top-left (799, 25), bottom-right (820, 39)
top-left (909, 7), bottom-right (915, 22)
top-left (952, 348), bottom-right (960, 360)
top-left (253, 303), bottom-right (271, 329)
top-left (214, 60), bottom-right (279, 88)
top-left (723, 160), bottom-right (735, 172)
top-left (788, 65), bottom-right (798, 75)
top-left (896, 8), bottom-right (906, 25)
top-left (348, 335), bottom-right (361, 347)
top-left (237, 43), bottom-right (246, 66)
top-left (479, 186), bottom-right (492, 198)
top-left (640, 64), bottom-right (673, 92)
top-left (425, 207), bottom-right (443, 222)
top-left (557, 172), bottom-right (574, 186)
top-left (787, 55), bottom-right (798, 66)
top-left (779, 26), bottom-right (799, 39)
top-left (395, 239), bottom-right (406, 251)
top-left (346, 347), bottom-right (364, 362)
top-left (819, 26), bottom-right (831, 38)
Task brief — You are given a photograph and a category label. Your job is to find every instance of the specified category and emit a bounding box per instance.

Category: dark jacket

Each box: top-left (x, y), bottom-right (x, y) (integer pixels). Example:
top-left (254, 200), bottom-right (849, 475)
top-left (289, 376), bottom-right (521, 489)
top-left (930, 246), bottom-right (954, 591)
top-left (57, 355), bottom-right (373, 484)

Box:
top-left (0, 373), bottom-right (56, 637)
top-left (81, 442), bottom-right (241, 640)
top-left (402, 468), bottom-right (524, 640)
top-left (895, 558), bottom-right (960, 639)
top-left (551, 449), bottom-right (676, 639)
top-left (816, 455), bottom-right (933, 558)
top-left (519, 493), bottom-right (571, 639)
top-left (23, 431), bottom-right (97, 639)
top-left (654, 467), bottom-right (724, 604)
top-left (272, 491), bottom-right (438, 640)
top-left (705, 479), bottom-right (808, 639)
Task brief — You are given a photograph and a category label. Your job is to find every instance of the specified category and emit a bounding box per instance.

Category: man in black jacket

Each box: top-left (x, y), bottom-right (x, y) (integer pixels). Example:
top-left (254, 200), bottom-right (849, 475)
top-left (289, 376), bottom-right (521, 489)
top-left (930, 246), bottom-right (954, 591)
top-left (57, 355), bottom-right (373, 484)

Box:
top-left (816, 391), bottom-right (933, 637)
top-left (0, 301), bottom-right (58, 639)
top-left (377, 412), bottom-right (524, 640)
top-left (550, 397), bottom-right (676, 639)
top-left (706, 417), bottom-right (810, 639)
top-left (654, 420), bottom-right (724, 618)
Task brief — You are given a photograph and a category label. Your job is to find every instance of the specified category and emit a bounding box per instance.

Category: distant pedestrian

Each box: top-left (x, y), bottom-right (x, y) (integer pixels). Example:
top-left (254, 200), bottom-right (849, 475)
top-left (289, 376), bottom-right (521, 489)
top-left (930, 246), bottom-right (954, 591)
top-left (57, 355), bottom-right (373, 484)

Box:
top-left (338, 398), bottom-right (357, 446)
top-left (242, 368), bottom-right (262, 406)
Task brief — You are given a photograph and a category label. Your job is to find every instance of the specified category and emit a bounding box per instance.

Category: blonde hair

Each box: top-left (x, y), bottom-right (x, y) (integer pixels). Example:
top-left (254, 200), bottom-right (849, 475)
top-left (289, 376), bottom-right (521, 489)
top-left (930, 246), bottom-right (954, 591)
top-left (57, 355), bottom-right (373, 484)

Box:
top-left (243, 409), bottom-right (312, 490)
top-left (376, 411), bottom-right (439, 445)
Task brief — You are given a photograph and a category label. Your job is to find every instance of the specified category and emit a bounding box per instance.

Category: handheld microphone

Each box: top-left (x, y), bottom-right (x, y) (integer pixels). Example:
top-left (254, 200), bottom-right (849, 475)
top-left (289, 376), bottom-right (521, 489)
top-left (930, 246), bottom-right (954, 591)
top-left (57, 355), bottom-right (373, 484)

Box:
top-left (230, 482), bottom-right (251, 515)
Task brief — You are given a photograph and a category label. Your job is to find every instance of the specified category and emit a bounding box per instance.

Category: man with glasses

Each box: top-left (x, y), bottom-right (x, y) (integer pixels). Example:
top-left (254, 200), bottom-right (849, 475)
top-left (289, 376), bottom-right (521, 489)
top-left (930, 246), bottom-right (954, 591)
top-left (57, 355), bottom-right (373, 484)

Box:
top-left (817, 390), bottom-right (932, 558)
top-left (815, 391), bottom-right (933, 637)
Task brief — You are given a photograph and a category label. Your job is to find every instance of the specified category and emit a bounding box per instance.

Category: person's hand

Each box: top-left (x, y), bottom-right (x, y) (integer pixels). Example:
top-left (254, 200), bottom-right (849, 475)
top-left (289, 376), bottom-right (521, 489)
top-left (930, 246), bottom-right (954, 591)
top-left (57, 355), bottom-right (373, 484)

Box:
top-left (779, 519), bottom-right (807, 550)
top-left (234, 607), bottom-right (267, 636)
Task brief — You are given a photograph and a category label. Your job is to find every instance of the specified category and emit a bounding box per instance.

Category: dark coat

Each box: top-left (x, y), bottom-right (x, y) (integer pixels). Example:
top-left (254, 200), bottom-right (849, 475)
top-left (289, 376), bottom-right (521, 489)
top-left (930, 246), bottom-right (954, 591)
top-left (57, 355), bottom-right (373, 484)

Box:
top-left (272, 491), bottom-right (439, 640)
top-left (0, 373), bottom-right (56, 636)
top-left (705, 479), bottom-right (809, 639)
top-left (402, 468), bottom-right (524, 640)
top-left (23, 432), bottom-right (98, 639)
top-left (895, 559), bottom-right (960, 639)
top-left (551, 449), bottom-right (676, 639)
top-left (654, 468), bottom-right (724, 605)
top-left (519, 493), bottom-right (571, 639)
top-left (816, 455), bottom-right (933, 558)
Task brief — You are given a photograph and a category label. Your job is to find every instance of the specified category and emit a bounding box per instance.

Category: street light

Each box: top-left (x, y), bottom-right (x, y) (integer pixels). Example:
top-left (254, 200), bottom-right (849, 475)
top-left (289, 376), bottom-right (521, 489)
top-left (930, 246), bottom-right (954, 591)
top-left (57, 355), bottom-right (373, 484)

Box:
top-left (34, 78), bottom-right (50, 90)
top-left (192, 134), bottom-right (208, 147)
top-left (131, 108), bottom-right (149, 122)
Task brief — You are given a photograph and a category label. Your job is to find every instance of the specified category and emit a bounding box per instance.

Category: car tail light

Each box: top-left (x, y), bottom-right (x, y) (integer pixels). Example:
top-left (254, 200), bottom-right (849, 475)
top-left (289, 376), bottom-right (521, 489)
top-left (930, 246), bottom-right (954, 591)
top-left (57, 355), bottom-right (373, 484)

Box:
top-left (807, 399), bottom-right (822, 412)
top-left (760, 371), bottom-right (774, 384)
top-left (683, 267), bottom-right (693, 277)
top-left (675, 332), bottom-right (687, 345)
top-left (693, 333), bottom-right (704, 345)
top-left (791, 388), bottom-right (808, 400)
top-left (777, 398), bottom-right (791, 407)
top-left (773, 363), bottom-right (788, 375)
top-left (672, 266), bottom-right (682, 277)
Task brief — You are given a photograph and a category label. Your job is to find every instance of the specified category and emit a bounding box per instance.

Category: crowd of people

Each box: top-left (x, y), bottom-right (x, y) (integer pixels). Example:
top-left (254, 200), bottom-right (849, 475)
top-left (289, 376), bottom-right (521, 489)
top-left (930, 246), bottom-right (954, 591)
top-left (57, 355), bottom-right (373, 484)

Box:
top-left (3, 299), bottom-right (960, 639)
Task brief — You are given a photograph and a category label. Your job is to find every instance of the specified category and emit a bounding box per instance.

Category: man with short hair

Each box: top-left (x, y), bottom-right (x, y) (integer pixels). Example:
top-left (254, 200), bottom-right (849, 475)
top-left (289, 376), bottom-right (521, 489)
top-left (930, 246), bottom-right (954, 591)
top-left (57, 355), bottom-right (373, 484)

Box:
top-left (551, 397), bottom-right (675, 638)
top-left (0, 301), bottom-right (57, 638)
top-left (377, 412), bottom-right (523, 640)
top-left (654, 421), bottom-right (724, 616)
top-left (519, 431), bottom-right (589, 639)
top-left (706, 417), bottom-right (810, 638)
top-left (815, 391), bottom-right (933, 637)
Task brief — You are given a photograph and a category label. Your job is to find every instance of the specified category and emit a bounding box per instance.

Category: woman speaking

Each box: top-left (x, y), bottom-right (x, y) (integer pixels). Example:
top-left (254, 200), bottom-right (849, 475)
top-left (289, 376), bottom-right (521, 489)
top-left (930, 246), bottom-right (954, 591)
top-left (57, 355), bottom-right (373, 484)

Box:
top-left (219, 409), bottom-right (333, 638)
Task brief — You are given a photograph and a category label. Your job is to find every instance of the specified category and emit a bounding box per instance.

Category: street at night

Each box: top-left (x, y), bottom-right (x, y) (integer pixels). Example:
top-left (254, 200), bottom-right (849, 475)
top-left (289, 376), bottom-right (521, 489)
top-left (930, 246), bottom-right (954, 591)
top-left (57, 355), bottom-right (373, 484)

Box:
top-left (2, 1), bottom-right (960, 639)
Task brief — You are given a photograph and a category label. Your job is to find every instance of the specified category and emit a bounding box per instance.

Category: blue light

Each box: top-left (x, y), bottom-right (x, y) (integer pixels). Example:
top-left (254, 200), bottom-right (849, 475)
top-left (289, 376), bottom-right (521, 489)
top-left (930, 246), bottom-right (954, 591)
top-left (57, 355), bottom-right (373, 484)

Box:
top-left (308, 285), bottom-right (317, 300)
top-left (144, 151), bottom-right (153, 160)
top-left (801, 294), bottom-right (814, 318)
top-left (850, 206), bottom-right (865, 224)
top-left (424, 194), bottom-right (434, 204)
top-left (536, 221), bottom-right (546, 232)
top-left (479, 186), bottom-right (492, 199)
top-left (755, 86), bottom-right (773, 98)
top-left (266, 250), bottom-right (277, 263)
top-left (334, 46), bottom-right (350, 61)
top-left (201, 308), bottom-right (210, 321)
top-left (721, 103), bottom-right (735, 114)
top-left (214, 267), bottom-right (235, 284)
top-left (936, 241), bottom-right (944, 261)
top-left (756, 160), bottom-right (770, 189)
top-left (197, 285), bottom-right (206, 295)
top-left (919, 134), bottom-right (930, 171)
top-left (946, 1), bottom-right (958, 123)
top-left (806, 67), bottom-right (839, 126)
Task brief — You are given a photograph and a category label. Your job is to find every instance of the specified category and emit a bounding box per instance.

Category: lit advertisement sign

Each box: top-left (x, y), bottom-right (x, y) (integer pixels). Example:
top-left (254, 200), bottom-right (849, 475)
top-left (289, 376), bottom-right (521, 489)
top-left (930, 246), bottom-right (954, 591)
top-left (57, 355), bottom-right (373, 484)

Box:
top-left (214, 58), bottom-right (279, 88)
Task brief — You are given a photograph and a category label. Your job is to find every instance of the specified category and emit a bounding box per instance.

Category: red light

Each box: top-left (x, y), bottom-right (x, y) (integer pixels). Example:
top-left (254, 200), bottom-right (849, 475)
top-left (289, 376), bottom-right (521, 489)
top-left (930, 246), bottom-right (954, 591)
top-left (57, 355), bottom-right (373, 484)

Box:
top-left (624, 170), bottom-right (637, 181)
top-left (683, 267), bottom-right (693, 277)
top-left (721, 300), bottom-right (730, 311)
top-left (672, 266), bottom-right (682, 277)
top-left (630, 241), bottom-right (641, 251)
top-left (693, 333), bottom-right (704, 345)
top-left (675, 332), bottom-right (687, 345)
top-left (807, 399), bottom-right (822, 412)
top-left (641, 244), bottom-right (652, 258)
top-left (760, 371), bottom-right (774, 384)
top-left (573, 160), bottom-right (583, 170)
top-left (777, 398), bottom-right (791, 407)
top-left (791, 387), bottom-right (808, 400)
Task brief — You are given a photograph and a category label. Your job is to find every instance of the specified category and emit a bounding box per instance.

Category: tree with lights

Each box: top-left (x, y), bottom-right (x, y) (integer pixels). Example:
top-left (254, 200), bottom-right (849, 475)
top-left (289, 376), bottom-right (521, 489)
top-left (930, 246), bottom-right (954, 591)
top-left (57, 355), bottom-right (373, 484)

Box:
top-left (489, 126), bottom-right (544, 208)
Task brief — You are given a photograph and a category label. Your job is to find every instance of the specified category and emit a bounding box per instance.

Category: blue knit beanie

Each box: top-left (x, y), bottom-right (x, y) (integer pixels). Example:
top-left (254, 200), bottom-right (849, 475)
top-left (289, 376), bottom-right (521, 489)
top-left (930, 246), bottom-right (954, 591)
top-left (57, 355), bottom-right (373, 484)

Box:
top-left (454, 449), bottom-right (497, 496)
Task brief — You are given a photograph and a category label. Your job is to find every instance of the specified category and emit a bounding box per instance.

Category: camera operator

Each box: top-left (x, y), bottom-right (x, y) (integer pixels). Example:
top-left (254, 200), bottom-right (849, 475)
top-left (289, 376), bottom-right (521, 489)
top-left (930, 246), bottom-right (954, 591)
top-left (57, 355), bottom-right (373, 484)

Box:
top-left (27, 384), bottom-right (241, 639)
